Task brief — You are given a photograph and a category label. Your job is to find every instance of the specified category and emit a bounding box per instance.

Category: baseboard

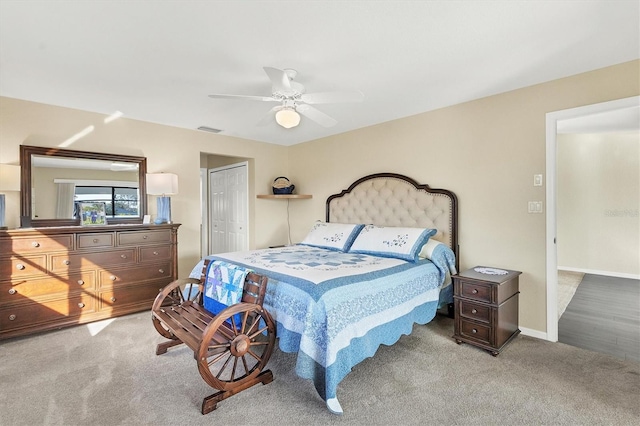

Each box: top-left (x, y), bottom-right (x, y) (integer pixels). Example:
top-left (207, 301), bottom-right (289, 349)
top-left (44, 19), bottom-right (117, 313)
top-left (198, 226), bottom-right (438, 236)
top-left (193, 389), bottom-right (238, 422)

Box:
top-left (520, 326), bottom-right (550, 341)
top-left (558, 266), bottom-right (639, 280)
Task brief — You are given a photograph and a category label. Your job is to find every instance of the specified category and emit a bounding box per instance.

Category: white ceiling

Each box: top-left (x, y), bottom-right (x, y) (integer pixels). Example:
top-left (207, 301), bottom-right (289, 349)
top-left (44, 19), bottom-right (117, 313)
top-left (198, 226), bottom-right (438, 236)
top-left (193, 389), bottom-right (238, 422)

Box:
top-left (1, 1), bottom-right (638, 146)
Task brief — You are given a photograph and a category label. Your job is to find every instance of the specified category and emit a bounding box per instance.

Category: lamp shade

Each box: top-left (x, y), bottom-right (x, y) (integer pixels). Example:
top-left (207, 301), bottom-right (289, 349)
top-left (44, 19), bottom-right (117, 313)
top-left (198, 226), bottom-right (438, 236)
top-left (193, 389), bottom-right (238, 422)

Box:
top-left (0, 164), bottom-right (21, 191)
top-left (146, 173), bottom-right (178, 195)
top-left (275, 108), bottom-right (301, 129)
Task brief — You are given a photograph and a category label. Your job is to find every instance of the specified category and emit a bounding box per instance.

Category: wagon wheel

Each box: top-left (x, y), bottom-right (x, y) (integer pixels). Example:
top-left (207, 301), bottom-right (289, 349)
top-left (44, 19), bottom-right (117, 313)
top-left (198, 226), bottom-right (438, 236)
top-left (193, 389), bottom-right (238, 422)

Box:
top-left (151, 278), bottom-right (203, 340)
top-left (196, 302), bottom-right (276, 391)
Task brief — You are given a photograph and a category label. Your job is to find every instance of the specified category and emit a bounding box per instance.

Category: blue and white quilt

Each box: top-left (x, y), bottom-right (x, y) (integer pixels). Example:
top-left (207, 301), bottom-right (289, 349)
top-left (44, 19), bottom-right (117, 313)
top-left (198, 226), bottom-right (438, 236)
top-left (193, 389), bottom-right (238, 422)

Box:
top-left (190, 244), bottom-right (456, 414)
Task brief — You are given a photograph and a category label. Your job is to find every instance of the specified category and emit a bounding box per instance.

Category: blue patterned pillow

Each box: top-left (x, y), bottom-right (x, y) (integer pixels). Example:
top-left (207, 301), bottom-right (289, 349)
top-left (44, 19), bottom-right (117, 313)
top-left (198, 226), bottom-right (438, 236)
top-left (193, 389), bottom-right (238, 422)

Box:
top-left (300, 222), bottom-right (365, 252)
top-left (348, 225), bottom-right (437, 262)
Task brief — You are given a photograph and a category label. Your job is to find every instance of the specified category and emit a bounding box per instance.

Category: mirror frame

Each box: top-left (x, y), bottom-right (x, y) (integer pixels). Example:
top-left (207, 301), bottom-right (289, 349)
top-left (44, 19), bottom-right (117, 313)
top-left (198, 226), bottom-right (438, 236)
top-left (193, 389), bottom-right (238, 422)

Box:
top-left (20, 145), bottom-right (147, 227)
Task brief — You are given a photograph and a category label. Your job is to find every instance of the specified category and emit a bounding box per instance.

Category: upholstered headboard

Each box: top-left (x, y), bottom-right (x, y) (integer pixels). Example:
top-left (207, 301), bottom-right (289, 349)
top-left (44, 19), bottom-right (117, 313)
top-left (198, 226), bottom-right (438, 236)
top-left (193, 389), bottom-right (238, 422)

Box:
top-left (326, 173), bottom-right (459, 266)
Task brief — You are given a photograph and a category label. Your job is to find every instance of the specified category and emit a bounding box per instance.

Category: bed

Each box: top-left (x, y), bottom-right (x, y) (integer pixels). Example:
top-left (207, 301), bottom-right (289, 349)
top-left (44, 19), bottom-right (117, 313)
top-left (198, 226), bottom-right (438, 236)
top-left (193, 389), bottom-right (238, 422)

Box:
top-left (191, 172), bottom-right (459, 414)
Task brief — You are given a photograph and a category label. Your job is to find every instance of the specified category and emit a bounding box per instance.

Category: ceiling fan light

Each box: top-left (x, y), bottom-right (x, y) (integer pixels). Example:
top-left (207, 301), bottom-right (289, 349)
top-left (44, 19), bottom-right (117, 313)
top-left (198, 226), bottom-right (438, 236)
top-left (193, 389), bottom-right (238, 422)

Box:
top-left (275, 108), bottom-right (300, 129)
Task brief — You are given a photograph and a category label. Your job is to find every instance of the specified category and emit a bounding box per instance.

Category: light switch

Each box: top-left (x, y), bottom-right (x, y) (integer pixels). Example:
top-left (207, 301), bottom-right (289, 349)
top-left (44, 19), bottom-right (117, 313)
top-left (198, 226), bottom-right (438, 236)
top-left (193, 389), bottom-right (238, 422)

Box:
top-left (534, 174), bottom-right (543, 186)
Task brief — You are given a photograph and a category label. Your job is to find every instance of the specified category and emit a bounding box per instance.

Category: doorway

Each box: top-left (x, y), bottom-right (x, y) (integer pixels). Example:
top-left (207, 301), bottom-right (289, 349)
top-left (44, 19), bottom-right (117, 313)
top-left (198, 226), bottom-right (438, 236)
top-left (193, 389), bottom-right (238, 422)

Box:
top-left (545, 96), bottom-right (640, 342)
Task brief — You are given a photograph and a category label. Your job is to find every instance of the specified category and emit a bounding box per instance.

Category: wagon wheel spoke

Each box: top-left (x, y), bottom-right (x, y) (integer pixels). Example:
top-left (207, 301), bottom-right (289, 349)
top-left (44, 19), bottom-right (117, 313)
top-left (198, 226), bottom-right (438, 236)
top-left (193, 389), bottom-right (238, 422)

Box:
top-left (207, 349), bottom-right (231, 367)
top-left (216, 353), bottom-right (235, 379)
top-left (246, 349), bottom-right (264, 362)
top-left (241, 354), bottom-right (250, 373)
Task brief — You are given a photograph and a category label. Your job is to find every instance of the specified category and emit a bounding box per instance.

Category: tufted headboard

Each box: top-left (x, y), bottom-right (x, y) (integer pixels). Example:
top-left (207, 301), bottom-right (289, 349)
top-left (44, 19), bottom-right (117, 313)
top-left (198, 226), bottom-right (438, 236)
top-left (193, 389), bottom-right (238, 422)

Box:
top-left (326, 173), bottom-right (459, 267)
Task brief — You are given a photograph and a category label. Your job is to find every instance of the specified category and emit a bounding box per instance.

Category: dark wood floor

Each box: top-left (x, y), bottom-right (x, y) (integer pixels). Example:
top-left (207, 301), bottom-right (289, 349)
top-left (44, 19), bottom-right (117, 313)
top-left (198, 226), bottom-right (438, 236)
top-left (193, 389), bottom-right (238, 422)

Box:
top-left (558, 273), bottom-right (639, 362)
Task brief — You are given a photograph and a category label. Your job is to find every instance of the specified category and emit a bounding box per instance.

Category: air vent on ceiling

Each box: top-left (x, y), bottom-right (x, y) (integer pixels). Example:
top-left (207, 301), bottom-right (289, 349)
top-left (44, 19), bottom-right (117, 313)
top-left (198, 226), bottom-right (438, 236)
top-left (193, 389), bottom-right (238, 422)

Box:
top-left (197, 126), bottom-right (222, 133)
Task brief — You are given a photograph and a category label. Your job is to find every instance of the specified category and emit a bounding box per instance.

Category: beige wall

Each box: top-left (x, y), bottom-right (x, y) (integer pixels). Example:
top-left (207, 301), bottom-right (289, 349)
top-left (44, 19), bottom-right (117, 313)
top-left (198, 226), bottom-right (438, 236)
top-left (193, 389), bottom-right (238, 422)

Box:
top-left (0, 97), bottom-right (290, 275)
top-left (1, 60), bottom-right (638, 336)
top-left (288, 60), bottom-right (640, 334)
top-left (557, 132), bottom-right (639, 275)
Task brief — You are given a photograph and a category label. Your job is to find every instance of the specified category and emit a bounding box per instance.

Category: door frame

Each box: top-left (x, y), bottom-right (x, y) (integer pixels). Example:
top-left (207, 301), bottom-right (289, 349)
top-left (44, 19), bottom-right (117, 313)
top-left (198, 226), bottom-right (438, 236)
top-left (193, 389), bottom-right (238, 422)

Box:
top-left (545, 95), bottom-right (639, 342)
top-left (207, 161), bottom-right (249, 254)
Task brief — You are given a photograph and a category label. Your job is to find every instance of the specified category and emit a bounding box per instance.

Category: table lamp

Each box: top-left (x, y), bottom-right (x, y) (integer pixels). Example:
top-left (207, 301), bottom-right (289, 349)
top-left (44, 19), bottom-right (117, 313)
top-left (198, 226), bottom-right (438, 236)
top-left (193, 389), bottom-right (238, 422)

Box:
top-left (146, 173), bottom-right (178, 224)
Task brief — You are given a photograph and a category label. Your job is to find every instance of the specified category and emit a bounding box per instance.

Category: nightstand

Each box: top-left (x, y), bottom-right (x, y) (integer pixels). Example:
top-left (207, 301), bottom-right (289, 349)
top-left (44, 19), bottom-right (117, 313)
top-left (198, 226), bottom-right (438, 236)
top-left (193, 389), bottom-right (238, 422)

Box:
top-left (452, 266), bottom-right (522, 356)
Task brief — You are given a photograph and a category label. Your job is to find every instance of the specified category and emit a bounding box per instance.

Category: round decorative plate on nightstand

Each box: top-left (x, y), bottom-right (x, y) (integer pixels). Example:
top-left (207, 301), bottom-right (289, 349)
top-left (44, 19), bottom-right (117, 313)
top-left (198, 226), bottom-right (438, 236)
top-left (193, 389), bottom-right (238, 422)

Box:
top-left (474, 267), bottom-right (508, 275)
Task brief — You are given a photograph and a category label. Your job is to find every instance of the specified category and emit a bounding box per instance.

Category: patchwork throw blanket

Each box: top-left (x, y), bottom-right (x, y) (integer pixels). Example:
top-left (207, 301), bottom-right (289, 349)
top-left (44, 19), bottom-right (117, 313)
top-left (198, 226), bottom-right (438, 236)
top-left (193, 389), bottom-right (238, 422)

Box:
top-left (202, 260), bottom-right (250, 316)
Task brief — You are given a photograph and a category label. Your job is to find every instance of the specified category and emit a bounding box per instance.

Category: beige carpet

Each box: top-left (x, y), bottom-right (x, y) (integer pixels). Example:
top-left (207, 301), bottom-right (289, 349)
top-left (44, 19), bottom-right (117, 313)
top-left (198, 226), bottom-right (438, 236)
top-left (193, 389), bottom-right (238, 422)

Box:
top-left (1, 311), bottom-right (639, 425)
top-left (558, 270), bottom-right (584, 319)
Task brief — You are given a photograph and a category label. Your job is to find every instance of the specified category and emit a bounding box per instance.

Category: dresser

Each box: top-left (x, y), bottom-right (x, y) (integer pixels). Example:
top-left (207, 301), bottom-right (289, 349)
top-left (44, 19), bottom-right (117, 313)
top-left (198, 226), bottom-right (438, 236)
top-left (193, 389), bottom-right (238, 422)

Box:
top-left (0, 224), bottom-right (180, 340)
top-left (452, 266), bottom-right (522, 356)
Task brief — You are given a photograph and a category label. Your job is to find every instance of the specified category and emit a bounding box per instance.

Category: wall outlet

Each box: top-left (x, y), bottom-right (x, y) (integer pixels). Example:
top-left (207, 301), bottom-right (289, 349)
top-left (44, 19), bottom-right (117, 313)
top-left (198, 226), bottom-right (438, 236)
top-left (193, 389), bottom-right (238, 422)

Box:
top-left (528, 201), bottom-right (543, 213)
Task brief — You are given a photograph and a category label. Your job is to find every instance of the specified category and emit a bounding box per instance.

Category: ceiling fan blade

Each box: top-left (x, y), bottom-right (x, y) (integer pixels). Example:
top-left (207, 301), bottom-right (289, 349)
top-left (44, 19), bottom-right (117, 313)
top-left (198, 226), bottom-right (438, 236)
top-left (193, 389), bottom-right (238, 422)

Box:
top-left (256, 106), bottom-right (283, 126)
top-left (301, 90), bottom-right (364, 104)
top-left (263, 67), bottom-right (291, 92)
top-left (296, 104), bottom-right (337, 127)
top-left (208, 94), bottom-right (276, 102)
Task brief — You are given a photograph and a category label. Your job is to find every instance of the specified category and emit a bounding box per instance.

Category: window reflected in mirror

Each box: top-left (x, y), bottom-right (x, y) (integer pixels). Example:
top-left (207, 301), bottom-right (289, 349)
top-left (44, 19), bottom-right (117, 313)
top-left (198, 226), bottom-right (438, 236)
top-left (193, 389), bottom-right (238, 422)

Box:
top-left (20, 145), bottom-right (147, 227)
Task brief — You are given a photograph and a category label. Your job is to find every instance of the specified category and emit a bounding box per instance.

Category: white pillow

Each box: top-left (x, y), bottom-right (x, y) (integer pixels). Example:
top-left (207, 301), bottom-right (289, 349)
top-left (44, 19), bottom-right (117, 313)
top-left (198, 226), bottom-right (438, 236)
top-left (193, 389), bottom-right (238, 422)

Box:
top-left (299, 222), bottom-right (364, 252)
top-left (349, 225), bottom-right (437, 262)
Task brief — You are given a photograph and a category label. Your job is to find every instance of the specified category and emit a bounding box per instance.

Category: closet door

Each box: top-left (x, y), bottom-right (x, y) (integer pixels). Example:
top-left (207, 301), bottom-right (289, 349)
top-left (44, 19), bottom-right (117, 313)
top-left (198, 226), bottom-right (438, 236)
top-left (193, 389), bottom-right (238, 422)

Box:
top-left (208, 164), bottom-right (248, 254)
top-left (225, 165), bottom-right (248, 252)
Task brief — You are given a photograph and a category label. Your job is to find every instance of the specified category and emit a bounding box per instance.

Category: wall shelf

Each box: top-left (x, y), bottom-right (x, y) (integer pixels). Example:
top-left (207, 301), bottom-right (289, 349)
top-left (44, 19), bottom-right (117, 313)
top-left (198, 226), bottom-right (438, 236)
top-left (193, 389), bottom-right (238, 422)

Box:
top-left (257, 194), bottom-right (312, 199)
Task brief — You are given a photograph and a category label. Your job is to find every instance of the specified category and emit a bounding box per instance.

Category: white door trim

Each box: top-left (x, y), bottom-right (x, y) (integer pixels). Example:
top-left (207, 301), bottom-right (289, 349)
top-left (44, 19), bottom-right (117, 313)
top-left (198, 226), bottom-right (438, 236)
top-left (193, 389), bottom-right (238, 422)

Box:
top-left (545, 95), bottom-right (639, 342)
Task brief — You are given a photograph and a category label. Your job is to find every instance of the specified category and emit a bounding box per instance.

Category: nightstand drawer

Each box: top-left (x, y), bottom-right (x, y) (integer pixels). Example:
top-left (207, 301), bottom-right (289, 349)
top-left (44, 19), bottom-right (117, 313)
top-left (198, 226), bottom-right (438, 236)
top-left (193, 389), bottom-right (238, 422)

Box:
top-left (459, 319), bottom-right (491, 344)
top-left (459, 280), bottom-right (491, 303)
top-left (459, 300), bottom-right (491, 323)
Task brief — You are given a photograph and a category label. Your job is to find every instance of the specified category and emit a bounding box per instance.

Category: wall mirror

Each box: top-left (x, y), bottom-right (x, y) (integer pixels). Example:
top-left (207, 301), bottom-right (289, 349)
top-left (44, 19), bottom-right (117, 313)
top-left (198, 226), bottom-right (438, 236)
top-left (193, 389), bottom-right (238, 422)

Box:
top-left (20, 145), bottom-right (147, 227)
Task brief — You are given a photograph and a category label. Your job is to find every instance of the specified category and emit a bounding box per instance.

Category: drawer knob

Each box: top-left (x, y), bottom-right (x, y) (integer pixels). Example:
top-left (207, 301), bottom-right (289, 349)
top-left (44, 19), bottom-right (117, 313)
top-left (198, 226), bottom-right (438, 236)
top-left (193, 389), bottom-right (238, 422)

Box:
top-left (471, 309), bottom-right (477, 314)
top-left (93, 238), bottom-right (99, 243)
top-left (158, 269), bottom-right (165, 274)
top-left (78, 303), bottom-right (85, 308)
top-left (110, 297), bottom-right (116, 303)
top-left (471, 289), bottom-right (478, 294)
top-left (143, 235), bottom-right (148, 239)
top-left (31, 241), bottom-right (40, 247)
top-left (15, 263), bottom-right (25, 270)
top-left (110, 275), bottom-right (117, 281)
top-left (8, 288), bottom-right (16, 295)
top-left (63, 260), bottom-right (70, 265)
top-left (153, 251), bottom-right (159, 256)
top-left (120, 254), bottom-right (127, 259)
top-left (77, 280), bottom-right (85, 285)
top-left (472, 328), bottom-right (478, 334)
top-left (8, 314), bottom-right (16, 321)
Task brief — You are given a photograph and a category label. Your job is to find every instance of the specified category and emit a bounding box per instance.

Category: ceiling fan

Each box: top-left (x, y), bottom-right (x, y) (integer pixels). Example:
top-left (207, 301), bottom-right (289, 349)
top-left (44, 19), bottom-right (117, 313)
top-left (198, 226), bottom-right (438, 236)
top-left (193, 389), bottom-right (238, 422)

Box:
top-left (208, 67), bottom-right (364, 128)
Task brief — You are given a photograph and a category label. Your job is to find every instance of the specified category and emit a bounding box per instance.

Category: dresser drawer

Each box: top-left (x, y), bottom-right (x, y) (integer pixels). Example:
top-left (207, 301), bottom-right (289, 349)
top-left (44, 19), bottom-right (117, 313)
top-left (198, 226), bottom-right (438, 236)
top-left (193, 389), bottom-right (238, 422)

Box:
top-left (51, 249), bottom-right (136, 272)
top-left (1, 272), bottom-right (96, 300)
top-left (117, 229), bottom-right (171, 246)
top-left (99, 282), bottom-right (163, 311)
top-left (0, 294), bottom-right (96, 331)
top-left (0, 255), bottom-right (47, 279)
top-left (0, 234), bottom-right (73, 253)
top-left (458, 300), bottom-right (491, 323)
top-left (99, 262), bottom-right (173, 288)
top-left (459, 319), bottom-right (491, 345)
top-left (459, 280), bottom-right (492, 303)
top-left (139, 245), bottom-right (172, 263)
top-left (77, 233), bottom-right (114, 249)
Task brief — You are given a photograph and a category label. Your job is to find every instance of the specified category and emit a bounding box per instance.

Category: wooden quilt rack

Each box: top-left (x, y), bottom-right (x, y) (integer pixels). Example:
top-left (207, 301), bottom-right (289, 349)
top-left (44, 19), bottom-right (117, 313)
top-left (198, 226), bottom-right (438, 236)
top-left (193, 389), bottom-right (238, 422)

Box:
top-left (151, 259), bottom-right (276, 414)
